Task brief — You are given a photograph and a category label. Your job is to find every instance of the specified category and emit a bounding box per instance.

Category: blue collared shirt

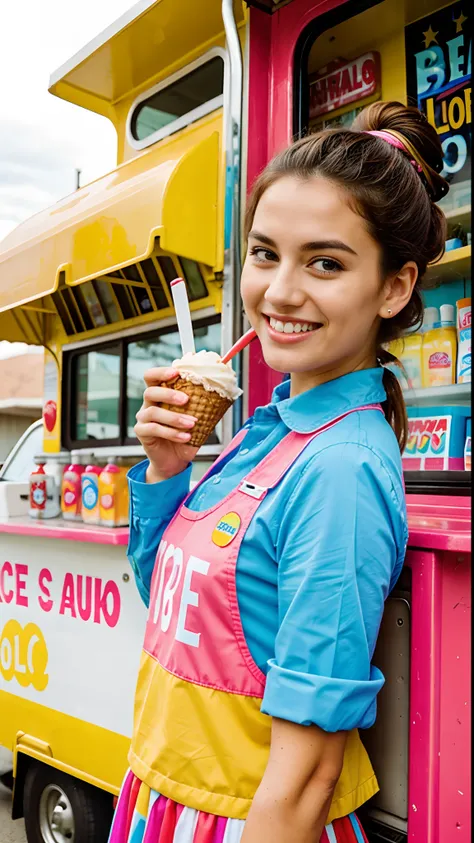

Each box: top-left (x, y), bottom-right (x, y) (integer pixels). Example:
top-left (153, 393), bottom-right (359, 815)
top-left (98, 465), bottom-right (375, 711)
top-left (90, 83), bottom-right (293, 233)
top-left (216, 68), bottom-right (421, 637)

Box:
top-left (127, 368), bottom-right (408, 731)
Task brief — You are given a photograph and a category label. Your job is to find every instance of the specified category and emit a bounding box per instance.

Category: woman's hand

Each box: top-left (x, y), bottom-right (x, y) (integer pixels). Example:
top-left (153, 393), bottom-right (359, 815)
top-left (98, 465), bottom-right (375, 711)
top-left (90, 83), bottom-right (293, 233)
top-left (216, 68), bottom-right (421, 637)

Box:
top-left (241, 718), bottom-right (347, 843)
top-left (134, 367), bottom-right (200, 483)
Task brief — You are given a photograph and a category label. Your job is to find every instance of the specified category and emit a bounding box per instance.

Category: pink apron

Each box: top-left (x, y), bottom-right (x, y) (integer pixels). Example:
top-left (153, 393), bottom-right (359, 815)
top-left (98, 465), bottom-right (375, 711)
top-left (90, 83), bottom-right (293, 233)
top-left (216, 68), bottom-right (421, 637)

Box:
top-left (128, 406), bottom-right (382, 823)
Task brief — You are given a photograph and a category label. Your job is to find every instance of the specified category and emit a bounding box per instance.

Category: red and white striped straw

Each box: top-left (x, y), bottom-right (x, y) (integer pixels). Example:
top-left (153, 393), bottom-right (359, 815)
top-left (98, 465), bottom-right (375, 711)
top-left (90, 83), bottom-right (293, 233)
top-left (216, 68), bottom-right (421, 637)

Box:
top-left (221, 328), bottom-right (257, 364)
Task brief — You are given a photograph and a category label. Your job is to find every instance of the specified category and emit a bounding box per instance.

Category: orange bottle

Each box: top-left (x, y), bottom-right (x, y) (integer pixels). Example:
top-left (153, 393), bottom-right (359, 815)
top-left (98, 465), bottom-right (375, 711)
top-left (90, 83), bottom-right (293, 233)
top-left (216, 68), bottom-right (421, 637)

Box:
top-left (99, 461), bottom-right (129, 527)
top-left (61, 459), bottom-right (85, 521)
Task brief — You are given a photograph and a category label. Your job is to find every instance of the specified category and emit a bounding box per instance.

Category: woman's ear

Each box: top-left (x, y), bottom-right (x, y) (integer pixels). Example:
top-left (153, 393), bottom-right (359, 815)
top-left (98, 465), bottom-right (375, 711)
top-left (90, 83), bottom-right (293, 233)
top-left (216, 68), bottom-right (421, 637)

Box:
top-left (379, 262), bottom-right (418, 319)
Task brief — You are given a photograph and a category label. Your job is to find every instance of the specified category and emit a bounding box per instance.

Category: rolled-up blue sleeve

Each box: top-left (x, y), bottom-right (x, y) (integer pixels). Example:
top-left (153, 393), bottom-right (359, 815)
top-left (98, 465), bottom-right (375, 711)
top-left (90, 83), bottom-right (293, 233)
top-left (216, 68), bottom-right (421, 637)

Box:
top-left (127, 460), bottom-right (192, 606)
top-left (261, 442), bottom-right (406, 732)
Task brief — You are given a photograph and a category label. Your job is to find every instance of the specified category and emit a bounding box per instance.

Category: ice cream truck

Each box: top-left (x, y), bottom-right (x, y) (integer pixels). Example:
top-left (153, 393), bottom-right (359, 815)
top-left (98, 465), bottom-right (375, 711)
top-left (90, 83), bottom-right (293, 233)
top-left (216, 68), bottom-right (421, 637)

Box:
top-left (0, 1), bottom-right (470, 842)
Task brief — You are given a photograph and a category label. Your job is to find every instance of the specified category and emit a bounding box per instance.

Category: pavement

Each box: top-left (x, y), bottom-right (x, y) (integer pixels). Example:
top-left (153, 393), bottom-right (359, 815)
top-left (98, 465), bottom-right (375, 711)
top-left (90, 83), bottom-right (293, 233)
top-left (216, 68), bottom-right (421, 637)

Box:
top-left (0, 783), bottom-right (26, 843)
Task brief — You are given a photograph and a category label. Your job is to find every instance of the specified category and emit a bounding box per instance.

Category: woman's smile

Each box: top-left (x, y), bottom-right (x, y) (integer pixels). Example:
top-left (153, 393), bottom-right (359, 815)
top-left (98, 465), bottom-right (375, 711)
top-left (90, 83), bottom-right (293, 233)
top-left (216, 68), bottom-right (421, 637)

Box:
top-left (263, 313), bottom-right (324, 343)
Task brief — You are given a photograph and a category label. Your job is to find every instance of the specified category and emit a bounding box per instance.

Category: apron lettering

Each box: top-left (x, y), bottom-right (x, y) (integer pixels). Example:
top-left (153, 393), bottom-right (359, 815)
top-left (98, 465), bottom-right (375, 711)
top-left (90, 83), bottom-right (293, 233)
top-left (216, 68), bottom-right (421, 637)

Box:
top-left (176, 556), bottom-right (210, 648)
top-left (161, 546), bottom-right (183, 633)
top-left (150, 542), bottom-right (210, 647)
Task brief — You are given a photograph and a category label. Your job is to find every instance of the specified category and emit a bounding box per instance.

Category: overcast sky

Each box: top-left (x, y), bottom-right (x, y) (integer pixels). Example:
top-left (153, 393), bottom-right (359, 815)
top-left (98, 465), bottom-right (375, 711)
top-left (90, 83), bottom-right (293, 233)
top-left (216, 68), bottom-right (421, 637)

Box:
top-left (0, 0), bottom-right (136, 357)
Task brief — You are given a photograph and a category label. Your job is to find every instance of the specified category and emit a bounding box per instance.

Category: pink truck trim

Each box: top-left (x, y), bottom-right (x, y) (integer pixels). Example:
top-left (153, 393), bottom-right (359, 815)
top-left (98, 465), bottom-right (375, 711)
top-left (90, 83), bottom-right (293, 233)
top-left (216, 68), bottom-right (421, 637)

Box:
top-left (0, 515), bottom-right (129, 545)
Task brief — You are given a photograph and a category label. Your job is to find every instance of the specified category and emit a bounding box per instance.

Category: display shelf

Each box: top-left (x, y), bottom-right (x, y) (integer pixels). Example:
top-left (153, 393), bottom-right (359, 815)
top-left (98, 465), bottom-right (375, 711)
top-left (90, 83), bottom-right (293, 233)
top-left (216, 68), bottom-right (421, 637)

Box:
top-left (403, 382), bottom-right (471, 407)
top-left (426, 245), bottom-right (471, 285)
top-left (444, 204), bottom-right (471, 230)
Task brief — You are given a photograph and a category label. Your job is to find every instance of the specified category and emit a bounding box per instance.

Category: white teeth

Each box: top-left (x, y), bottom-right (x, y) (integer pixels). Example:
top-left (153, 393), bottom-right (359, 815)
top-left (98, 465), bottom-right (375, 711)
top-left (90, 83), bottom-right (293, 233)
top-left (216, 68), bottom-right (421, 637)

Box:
top-left (269, 317), bottom-right (316, 334)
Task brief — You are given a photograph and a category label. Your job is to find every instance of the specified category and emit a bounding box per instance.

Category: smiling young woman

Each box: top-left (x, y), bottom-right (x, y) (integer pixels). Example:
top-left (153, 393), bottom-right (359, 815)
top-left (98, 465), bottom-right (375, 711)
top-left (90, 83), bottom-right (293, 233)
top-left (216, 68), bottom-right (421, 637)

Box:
top-left (109, 101), bottom-right (448, 843)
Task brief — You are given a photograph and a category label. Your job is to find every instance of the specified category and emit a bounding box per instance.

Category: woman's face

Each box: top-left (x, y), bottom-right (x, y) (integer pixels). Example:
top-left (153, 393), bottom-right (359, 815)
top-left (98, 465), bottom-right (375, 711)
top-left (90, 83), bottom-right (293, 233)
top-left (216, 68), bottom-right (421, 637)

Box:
top-left (241, 175), bottom-right (392, 394)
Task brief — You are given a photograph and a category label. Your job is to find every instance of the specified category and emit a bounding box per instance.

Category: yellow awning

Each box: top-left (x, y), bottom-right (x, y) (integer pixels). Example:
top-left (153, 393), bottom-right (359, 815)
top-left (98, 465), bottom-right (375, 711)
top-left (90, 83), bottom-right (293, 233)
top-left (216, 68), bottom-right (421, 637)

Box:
top-left (0, 121), bottom-right (220, 319)
top-left (48, 0), bottom-right (246, 118)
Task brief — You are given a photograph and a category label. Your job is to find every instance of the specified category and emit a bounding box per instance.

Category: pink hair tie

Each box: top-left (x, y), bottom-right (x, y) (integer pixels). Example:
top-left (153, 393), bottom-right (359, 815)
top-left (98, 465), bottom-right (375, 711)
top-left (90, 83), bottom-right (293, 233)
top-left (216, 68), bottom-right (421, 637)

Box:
top-left (364, 130), bottom-right (423, 173)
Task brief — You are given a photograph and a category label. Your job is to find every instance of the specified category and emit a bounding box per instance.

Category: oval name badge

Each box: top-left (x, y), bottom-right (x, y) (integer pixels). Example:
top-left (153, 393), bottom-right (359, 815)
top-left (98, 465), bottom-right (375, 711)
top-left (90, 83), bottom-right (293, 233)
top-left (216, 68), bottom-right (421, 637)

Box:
top-left (212, 512), bottom-right (241, 547)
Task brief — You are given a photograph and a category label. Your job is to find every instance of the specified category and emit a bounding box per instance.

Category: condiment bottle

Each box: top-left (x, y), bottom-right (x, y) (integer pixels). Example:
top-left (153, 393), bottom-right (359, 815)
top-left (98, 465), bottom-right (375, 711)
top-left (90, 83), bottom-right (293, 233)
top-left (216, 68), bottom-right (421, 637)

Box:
top-left (99, 460), bottom-right (129, 527)
top-left (81, 462), bottom-right (102, 524)
top-left (29, 463), bottom-right (60, 519)
top-left (61, 454), bottom-right (85, 521)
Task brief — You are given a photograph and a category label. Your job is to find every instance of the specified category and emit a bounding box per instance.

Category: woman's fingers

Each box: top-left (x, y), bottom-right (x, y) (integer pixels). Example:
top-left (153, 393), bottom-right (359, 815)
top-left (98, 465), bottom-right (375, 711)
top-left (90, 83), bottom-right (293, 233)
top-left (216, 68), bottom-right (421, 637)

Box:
top-left (143, 385), bottom-right (189, 408)
top-left (136, 405), bottom-right (197, 430)
top-left (143, 367), bottom-right (179, 387)
top-left (134, 421), bottom-right (193, 443)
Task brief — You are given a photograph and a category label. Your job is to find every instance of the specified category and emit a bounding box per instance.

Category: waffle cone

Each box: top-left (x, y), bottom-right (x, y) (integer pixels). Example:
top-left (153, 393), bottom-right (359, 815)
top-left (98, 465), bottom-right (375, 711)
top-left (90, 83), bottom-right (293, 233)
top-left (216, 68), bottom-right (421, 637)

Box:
top-left (160, 377), bottom-right (233, 447)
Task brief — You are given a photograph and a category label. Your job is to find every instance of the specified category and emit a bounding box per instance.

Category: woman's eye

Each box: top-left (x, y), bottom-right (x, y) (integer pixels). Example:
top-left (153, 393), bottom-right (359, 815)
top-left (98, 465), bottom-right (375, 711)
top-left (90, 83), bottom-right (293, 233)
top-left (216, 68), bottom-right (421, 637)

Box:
top-left (250, 247), bottom-right (277, 263)
top-left (311, 257), bottom-right (342, 274)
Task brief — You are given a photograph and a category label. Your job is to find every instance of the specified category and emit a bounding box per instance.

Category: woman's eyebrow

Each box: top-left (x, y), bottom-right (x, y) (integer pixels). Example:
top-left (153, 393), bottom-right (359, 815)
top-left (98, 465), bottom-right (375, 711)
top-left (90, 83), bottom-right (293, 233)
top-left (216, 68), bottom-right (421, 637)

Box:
top-left (248, 231), bottom-right (277, 247)
top-left (300, 239), bottom-right (358, 255)
top-left (248, 231), bottom-right (357, 256)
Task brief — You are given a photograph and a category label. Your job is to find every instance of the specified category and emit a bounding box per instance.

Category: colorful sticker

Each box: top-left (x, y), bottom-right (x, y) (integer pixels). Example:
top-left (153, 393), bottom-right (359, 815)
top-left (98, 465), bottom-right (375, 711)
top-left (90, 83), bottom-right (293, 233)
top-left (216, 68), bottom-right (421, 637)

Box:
top-left (429, 352), bottom-right (450, 369)
top-left (82, 480), bottom-right (99, 511)
top-left (30, 481), bottom-right (46, 510)
top-left (212, 512), bottom-right (241, 547)
top-left (101, 493), bottom-right (114, 511)
top-left (62, 482), bottom-right (78, 509)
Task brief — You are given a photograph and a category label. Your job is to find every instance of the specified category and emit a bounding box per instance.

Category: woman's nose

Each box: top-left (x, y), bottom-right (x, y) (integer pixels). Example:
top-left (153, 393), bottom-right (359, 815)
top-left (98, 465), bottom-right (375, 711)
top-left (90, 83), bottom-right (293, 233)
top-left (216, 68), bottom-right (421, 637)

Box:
top-left (264, 263), bottom-right (306, 309)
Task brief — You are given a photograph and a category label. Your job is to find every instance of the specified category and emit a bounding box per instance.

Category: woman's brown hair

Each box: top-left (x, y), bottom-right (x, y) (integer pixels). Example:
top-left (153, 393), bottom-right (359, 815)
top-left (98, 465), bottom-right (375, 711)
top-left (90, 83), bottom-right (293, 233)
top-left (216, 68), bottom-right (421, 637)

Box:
top-left (244, 101), bottom-right (449, 452)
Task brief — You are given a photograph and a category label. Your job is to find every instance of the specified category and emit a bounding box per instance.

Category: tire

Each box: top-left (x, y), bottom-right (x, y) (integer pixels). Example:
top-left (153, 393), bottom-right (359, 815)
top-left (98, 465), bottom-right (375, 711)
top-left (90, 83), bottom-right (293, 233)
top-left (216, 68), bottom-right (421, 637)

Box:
top-left (23, 762), bottom-right (114, 843)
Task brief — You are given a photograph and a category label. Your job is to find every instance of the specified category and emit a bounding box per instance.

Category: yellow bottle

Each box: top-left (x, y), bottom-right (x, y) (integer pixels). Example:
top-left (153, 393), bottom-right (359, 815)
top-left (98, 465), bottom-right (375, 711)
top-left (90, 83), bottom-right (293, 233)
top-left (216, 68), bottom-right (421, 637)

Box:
top-left (99, 461), bottom-right (129, 527)
top-left (399, 332), bottom-right (423, 390)
top-left (386, 330), bottom-right (423, 390)
top-left (386, 338), bottom-right (409, 390)
top-left (422, 304), bottom-right (457, 388)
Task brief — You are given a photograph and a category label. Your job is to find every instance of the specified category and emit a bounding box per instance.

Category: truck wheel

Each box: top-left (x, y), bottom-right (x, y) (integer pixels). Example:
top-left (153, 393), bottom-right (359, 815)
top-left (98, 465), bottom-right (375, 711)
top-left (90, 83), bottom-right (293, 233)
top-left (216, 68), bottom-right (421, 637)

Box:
top-left (23, 763), bottom-right (113, 843)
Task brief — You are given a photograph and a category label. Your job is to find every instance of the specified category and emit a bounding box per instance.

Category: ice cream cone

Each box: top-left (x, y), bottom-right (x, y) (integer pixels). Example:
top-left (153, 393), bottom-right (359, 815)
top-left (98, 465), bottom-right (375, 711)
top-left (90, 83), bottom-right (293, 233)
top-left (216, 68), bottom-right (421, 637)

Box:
top-left (160, 376), bottom-right (233, 447)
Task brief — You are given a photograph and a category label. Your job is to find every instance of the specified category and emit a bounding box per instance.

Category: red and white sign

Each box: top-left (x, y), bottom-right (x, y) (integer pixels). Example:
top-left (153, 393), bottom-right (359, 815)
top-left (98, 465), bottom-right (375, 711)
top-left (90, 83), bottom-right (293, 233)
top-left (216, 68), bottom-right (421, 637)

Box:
top-left (309, 52), bottom-right (381, 119)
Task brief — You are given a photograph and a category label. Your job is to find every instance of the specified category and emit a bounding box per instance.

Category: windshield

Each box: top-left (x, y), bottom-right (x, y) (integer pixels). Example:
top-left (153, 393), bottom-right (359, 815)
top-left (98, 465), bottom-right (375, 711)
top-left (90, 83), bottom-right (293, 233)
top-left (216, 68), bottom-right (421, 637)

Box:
top-left (0, 422), bottom-right (44, 482)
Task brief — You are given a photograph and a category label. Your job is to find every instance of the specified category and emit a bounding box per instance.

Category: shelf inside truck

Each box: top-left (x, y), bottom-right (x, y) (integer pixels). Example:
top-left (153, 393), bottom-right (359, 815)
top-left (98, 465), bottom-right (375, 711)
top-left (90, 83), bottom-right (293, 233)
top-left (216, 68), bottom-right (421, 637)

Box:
top-left (403, 382), bottom-right (471, 407)
top-left (426, 245), bottom-right (471, 285)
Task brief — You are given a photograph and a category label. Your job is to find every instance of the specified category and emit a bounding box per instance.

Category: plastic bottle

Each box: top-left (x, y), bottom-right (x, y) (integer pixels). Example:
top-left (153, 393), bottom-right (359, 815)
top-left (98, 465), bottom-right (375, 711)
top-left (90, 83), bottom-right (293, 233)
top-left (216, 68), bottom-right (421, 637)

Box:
top-left (385, 338), bottom-right (407, 387)
top-left (99, 460), bottom-right (129, 527)
top-left (399, 328), bottom-right (423, 390)
top-left (422, 306), bottom-right (439, 334)
top-left (456, 297), bottom-right (471, 383)
top-left (465, 418), bottom-right (471, 470)
top-left (61, 454), bottom-right (85, 521)
top-left (44, 453), bottom-right (69, 511)
top-left (422, 304), bottom-right (457, 387)
top-left (29, 463), bottom-right (61, 519)
top-left (81, 462), bottom-right (102, 524)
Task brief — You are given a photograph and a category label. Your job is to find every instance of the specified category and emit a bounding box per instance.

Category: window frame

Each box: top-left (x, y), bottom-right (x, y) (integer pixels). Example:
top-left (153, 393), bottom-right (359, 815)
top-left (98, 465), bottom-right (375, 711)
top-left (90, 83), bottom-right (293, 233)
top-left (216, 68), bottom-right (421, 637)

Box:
top-left (63, 315), bottom-right (222, 452)
top-left (292, 0), bottom-right (384, 139)
top-left (126, 47), bottom-right (227, 151)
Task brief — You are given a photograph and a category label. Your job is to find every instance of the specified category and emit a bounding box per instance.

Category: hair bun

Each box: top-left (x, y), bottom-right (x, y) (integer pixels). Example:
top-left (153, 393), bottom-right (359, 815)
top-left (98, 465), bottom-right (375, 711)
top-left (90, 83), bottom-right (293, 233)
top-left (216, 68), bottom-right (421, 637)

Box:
top-left (353, 101), bottom-right (449, 202)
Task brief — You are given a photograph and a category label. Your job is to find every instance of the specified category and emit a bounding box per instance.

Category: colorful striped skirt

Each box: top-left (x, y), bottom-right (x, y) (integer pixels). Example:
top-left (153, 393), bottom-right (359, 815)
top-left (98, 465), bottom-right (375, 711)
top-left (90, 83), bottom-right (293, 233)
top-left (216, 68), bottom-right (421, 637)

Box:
top-left (109, 770), bottom-right (369, 843)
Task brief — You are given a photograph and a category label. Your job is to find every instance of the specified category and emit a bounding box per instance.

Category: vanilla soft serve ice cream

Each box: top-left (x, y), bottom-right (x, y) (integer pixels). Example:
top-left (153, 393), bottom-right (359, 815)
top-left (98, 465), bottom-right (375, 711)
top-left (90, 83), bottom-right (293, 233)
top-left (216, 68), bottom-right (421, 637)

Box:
top-left (171, 350), bottom-right (242, 401)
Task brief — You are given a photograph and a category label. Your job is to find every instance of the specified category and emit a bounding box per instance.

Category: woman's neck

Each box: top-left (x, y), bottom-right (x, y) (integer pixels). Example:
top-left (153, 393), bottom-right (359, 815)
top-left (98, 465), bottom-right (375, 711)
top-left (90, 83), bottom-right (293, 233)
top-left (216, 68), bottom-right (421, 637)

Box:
top-left (289, 352), bottom-right (377, 397)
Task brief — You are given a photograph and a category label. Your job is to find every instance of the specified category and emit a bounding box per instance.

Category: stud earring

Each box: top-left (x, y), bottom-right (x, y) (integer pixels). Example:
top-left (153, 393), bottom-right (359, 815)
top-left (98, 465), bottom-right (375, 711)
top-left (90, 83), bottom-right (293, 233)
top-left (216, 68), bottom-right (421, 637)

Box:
top-left (387, 309), bottom-right (392, 316)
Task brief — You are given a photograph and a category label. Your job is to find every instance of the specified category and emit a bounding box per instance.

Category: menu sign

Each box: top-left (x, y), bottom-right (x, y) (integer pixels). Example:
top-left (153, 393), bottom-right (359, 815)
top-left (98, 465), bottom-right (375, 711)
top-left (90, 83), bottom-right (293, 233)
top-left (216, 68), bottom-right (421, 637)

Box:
top-left (309, 53), bottom-right (381, 119)
top-left (405, 2), bottom-right (471, 201)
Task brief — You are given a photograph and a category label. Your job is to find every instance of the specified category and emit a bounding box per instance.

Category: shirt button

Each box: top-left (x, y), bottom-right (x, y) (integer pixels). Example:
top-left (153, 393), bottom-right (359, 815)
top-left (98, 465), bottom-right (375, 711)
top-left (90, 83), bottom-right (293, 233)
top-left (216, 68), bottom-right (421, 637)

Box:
top-left (240, 448), bottom-right (250, 456)
top-left (213, 476), bottom-right (221, 485)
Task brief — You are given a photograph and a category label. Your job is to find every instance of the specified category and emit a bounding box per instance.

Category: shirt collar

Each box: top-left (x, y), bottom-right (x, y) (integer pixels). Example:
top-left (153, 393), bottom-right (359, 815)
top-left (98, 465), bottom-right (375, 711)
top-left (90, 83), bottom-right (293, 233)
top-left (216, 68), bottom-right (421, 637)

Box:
top-left (272, 368), bottom-right (386, 433)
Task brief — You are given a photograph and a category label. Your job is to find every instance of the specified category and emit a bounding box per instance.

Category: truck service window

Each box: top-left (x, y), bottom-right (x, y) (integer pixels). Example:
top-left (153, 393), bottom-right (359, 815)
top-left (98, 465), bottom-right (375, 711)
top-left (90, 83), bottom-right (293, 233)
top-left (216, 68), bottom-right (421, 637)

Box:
top-left (74, 345), bottom-right (121, 441)
top-left (130, 56), bottom-right (224, 143)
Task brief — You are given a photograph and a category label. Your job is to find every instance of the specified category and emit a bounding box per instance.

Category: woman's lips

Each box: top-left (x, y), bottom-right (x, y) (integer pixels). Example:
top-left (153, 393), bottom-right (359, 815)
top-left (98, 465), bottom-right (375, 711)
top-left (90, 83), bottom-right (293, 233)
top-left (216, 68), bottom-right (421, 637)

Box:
top-left (263, 315), bottom-right (322, 344)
